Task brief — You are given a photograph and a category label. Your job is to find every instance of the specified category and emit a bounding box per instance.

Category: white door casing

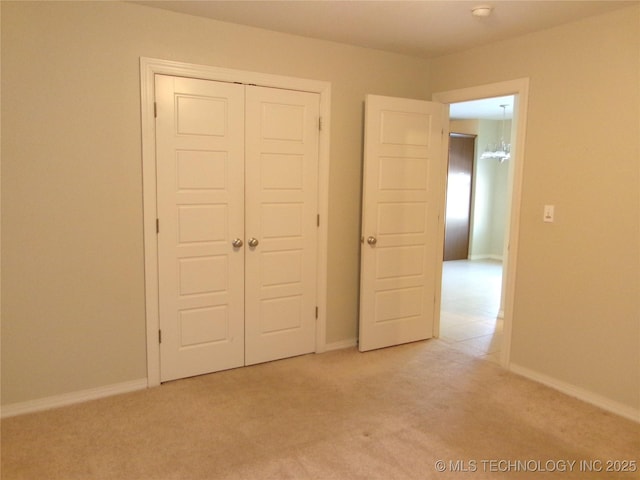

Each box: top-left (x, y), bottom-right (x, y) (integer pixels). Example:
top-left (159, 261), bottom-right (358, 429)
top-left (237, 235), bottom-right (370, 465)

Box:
top-left (142, 59), bottom-right (329, 387)
top-left (244, 86), bottom-right (319, 365)
top-left (432, 78), bottom-right (530, 367)
top-left (155, 75), bottom-right (246, 381)
top-left (359, 95), bottom-right (445, 352)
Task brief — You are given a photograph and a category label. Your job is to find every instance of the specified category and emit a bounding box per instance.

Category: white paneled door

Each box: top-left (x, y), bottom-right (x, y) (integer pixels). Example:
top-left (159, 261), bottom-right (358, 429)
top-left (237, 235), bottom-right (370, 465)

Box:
top-left (155, 75), bottom-right (245, 382)
top-left (244, 86), bottom-right (319, 365)
top-left (155, 75), bottom-right (319, 382)
top-left (359, 95), bottom-right (445, 352)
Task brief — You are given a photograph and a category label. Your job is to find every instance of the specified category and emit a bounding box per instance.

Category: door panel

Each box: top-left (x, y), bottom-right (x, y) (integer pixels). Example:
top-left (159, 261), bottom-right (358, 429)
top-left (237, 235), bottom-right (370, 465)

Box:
top-left (244, 86), bottom-right (319, 365)
top-left (359, 95), bottom-right (445, 352)
top-left (155, 75), bottom-right (245, 382)
top-left (444, 134), bottom-right (475, 261)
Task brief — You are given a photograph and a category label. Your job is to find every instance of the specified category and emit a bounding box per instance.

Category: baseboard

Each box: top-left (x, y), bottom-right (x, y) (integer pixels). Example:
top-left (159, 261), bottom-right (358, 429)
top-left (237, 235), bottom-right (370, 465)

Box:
top-left (324, 338), bottom-right (358, 351)
top-left (1, 378), bottom-right (148, 419)
top-left (468, 254), bottom-right (503, 261)
top-left (509, 363), bottom-right (639, 423)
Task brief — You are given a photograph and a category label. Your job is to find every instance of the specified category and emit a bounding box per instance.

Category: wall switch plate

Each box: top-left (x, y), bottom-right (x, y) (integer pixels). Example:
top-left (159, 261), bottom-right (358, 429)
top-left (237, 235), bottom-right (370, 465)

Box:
top-left (544, 205), bottom-right (555, 223)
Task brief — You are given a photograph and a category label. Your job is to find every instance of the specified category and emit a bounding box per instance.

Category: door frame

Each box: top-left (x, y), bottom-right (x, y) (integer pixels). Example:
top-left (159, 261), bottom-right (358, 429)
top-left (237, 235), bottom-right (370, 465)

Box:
top-left (140, 57), bottom-right (332, 387)
top-left (432, 78), bottom-right (530, 367)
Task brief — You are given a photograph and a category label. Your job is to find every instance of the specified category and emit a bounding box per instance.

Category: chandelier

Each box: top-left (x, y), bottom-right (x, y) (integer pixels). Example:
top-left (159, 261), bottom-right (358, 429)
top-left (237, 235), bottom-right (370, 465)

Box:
top-left (480, 104), bottom-right (511, 162)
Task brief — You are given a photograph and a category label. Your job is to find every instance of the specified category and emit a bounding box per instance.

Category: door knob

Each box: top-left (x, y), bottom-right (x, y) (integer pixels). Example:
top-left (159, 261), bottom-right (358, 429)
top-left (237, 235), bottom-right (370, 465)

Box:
top-left (367, 236), bottom-right (377, 246)
top-left (232, 238), bottom-right (243, 248)
top-left (248, 237), bottom-right (259, 248)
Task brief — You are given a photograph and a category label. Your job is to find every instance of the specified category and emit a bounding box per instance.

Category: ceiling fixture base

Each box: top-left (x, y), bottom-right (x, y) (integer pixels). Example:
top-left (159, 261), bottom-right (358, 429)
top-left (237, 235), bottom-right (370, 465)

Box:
top-left (472, 6), bottom-right (493, 18)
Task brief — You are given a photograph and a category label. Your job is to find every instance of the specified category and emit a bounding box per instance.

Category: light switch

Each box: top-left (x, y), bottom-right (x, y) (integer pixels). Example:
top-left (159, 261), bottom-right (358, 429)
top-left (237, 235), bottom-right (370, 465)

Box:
top-left (543, 205), bottom-right (555, 223)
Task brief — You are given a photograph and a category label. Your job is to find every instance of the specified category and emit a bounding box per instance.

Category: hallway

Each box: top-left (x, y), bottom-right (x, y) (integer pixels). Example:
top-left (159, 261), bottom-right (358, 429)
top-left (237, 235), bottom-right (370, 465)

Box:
top-left (439, 259), bottom-right (503, 363)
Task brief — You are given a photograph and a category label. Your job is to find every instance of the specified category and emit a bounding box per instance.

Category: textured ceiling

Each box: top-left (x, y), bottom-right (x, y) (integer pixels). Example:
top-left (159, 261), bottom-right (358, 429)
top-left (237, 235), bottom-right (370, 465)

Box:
top-left (132, 1), bottom-right (635, 118)
top-left (134, 1), bottom-right (635, 59)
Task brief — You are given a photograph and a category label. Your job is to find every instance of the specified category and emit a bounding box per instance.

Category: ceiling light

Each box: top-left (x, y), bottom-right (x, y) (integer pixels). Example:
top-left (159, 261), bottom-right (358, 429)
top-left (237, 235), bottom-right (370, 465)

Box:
top-left (480, 104), bottom-right (511, 163)
top-left (471, 6), bottom-right (493, 17)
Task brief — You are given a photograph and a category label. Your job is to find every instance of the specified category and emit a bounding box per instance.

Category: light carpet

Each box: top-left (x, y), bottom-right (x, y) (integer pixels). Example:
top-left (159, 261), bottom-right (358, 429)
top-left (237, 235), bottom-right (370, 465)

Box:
top-left (2, 341), bottom-right (638, 479)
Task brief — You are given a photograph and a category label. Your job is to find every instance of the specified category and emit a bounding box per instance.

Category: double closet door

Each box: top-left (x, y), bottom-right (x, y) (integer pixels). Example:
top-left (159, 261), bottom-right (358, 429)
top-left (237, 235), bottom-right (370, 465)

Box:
top-left (155, 75), bottom-right (319, 382)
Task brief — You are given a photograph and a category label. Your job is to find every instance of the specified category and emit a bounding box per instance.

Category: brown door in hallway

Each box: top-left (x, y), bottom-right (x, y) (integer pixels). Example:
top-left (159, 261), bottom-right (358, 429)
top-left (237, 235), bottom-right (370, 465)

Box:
top-left (444, 133), bottom-right (475, 261)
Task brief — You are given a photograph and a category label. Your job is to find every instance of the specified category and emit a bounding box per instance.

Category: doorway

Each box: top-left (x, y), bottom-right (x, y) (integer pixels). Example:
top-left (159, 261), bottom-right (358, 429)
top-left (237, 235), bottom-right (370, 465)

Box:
top-left (441, 97), bottom-right (513, 362)
top-left (433, 79), bottom-right (530, 367)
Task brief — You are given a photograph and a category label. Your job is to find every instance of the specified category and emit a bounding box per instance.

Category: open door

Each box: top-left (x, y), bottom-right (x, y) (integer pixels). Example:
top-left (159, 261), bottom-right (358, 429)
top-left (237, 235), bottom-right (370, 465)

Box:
top-left (359, 95), bottom-right (446, 352)
top-left (443, 133), bottom-right (475, 261)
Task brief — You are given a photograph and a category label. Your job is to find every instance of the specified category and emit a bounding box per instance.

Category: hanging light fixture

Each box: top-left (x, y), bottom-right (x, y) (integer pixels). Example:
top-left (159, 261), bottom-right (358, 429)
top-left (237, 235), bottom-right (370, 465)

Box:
top-left (480, 104), bottom-right (511, 162)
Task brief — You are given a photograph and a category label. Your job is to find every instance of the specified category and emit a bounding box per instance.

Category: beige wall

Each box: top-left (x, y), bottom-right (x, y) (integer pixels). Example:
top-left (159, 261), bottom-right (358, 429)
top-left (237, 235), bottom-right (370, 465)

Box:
top-left (449, 119), bottom-right (478, 137)
top-left (476, 119), bottom-right (510, 260)
top-left (1, 1), bottom-right (431, 404)
top-left (433, 5), bottom-right (640, 411)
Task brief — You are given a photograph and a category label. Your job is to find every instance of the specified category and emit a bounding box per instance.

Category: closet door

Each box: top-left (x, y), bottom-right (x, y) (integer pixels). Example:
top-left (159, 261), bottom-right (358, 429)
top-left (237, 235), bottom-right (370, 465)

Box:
top-left (244, 86), bottom-right (320, 365)
top-left (155, 75), bottom-right (245, 382)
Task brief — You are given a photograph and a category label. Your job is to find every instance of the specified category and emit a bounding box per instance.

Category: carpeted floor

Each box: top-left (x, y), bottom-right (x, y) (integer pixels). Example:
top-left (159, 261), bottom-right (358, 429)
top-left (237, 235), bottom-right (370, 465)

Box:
top-left (1, 341), bottom-right (638, 479)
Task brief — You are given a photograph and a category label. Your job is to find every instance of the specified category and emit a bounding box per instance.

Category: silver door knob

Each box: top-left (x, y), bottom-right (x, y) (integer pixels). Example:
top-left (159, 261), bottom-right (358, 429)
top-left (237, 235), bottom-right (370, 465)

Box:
top-left (248, 237), bottom-right (259, 248)
top-left (232, 238), bottom-right (243, 248)
top-left (367, 236), bottom-right (377, 246)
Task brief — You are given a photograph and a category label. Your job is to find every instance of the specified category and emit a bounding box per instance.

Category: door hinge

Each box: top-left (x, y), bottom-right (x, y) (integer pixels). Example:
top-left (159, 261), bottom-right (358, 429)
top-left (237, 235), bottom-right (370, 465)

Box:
top-left (156, 218), bottom-right (160, 234)
top-left (318, 117), bottom-right (323, 131)
top-left (315, 306), bottom-right (319, 319)
top-left (317, 214), bottom-right (320, 227)
top-left (154, 102), bottom-right (157, 118)
top-left (158, 329), bottom-right (162, 344)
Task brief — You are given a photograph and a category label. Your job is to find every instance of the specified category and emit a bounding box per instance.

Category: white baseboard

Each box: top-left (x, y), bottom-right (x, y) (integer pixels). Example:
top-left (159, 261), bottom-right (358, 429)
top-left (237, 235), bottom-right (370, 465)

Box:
top-left (509, 363), bottom-right (639, 423)
top-left (1, 378), bottom-right (148, 419)
top-left (2, 342), bottom-right (357, 417)
top-left (468, 254), bottom-right (503, 261)
top-left (324, 338), bottom-right (358, 351)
